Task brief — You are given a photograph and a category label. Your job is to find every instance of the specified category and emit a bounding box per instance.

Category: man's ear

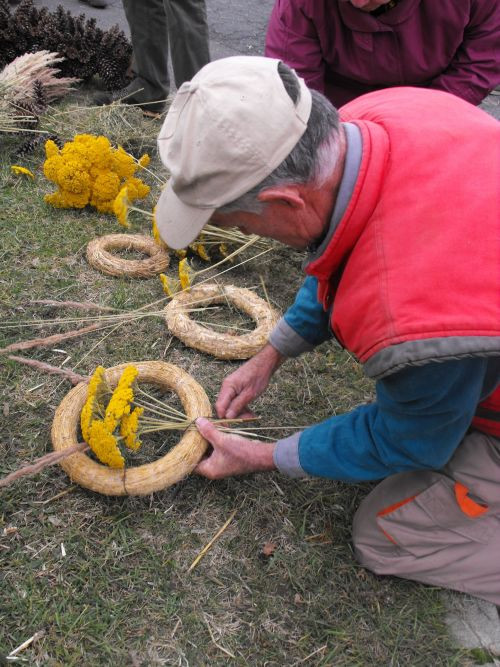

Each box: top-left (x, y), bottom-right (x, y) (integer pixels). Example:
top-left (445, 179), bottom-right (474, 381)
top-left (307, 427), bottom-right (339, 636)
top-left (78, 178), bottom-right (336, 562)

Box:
top-left (257, 185), bottom-right (306, 210)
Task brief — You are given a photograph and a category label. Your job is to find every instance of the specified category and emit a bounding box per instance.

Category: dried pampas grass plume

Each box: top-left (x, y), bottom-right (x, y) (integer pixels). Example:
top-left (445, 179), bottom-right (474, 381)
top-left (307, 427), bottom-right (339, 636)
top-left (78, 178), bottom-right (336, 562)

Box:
top-left (0, 50), bottom-right (78, 104)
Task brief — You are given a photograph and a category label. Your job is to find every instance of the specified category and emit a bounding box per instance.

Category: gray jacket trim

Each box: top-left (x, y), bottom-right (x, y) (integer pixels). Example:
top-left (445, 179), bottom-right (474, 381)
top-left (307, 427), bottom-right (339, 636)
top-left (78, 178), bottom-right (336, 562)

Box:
top-left (365, 336), bottom-right (500, 379)
top-left (274, 432), bottom-right (309, 478)
top-left (304, 122), bottom-right (362, 267)
top-left (268, 318), bottom-right (316, 358)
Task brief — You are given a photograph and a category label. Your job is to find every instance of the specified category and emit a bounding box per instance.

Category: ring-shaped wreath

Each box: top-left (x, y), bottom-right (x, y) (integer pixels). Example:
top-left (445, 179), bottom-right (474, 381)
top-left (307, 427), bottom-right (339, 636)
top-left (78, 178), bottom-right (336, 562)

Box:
top-left (164, 283), bottom-right (279, 359)
top-left (51, 361), bottom-right (211, 496)
top-left (86, 233), bottom-right (170, 278)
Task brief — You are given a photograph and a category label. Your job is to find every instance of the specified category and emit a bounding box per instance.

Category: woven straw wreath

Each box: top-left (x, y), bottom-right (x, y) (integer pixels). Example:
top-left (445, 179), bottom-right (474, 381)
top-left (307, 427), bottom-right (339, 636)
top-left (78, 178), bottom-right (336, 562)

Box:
top-left (51, 361), bottom-right (211, 496)
top-left (86, 233), bottom-right (170, 278)
top-left (164, 283), bottom-right (279, 359)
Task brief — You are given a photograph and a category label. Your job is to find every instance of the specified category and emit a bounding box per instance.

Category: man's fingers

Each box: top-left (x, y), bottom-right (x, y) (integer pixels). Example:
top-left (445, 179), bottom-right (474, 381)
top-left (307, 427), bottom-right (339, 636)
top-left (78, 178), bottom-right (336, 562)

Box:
top-left (215, 383), bottom-right (237, 418)
top-left (196, 416), bottom-right (220, 441)
top-left (194, 456), bottom-right (212, 476)
top-left (225, 389), bottom-right (253, 419)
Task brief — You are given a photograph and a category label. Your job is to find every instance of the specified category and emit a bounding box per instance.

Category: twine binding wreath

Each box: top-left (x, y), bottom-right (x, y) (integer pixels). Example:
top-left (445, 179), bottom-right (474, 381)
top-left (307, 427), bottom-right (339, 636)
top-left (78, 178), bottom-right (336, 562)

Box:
top-left (86, 233), bottom-right (169, 278)
top-left (164, 283), bottom-right (279, 359)
top-left (51, 361), bottom-right (211, 496)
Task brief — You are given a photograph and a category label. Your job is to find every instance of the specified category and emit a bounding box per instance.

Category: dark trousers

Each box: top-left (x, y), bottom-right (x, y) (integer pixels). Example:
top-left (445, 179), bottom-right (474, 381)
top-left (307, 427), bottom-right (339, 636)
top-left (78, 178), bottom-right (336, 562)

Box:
top-left (122, 0), bottom-right (210, 103)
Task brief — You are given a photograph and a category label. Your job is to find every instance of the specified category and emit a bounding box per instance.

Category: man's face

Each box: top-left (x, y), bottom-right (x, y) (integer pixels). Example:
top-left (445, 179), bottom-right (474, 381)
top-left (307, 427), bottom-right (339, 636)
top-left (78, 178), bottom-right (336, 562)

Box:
top-left (210, 206), bottom-right (316, 251)
top-left (339, 0), bottom-right (393, 11)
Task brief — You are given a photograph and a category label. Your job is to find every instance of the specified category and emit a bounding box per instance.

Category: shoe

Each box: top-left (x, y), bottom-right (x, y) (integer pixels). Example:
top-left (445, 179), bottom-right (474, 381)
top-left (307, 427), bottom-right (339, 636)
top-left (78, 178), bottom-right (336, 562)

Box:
top-left (80, 0), bottom-right (109, 8)
top-left (93, 85), bottom-right (166, 114)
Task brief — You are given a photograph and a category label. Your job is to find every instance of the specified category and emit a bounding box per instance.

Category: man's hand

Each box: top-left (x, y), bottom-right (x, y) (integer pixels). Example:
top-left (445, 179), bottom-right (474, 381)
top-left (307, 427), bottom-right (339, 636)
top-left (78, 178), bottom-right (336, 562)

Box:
top-left (195, 417), bottom-right (276, 479)
top-left (216, 344), bottom-right (285, 418)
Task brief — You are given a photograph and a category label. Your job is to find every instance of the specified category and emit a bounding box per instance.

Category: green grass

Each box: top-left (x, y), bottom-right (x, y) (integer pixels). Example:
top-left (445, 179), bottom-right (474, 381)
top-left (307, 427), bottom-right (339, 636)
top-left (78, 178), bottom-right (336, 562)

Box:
top-left (0, 100), bottom-right (473, 666)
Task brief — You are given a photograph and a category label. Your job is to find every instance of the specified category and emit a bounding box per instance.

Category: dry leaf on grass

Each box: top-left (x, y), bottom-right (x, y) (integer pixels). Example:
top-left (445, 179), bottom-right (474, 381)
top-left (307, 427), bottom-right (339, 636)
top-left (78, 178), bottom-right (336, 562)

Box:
top-left (260, 541), bottom-right (277, 558)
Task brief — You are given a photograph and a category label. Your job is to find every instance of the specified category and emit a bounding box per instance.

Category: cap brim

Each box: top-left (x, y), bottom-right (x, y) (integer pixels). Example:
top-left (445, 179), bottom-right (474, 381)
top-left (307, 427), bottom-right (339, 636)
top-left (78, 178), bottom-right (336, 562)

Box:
top-left (156, 183), bottom-right (214, 250)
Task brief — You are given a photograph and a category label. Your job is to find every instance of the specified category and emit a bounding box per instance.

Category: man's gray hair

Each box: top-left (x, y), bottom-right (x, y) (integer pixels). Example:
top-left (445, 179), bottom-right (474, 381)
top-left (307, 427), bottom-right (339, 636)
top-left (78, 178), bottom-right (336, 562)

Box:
top-left (219, 62), bottom-right (341, 215)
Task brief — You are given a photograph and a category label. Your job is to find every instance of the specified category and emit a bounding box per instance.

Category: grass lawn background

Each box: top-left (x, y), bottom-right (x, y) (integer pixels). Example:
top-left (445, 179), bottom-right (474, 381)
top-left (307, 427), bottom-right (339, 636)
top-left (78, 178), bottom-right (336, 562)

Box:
top-left (0, 93), bottom-right (477, 665)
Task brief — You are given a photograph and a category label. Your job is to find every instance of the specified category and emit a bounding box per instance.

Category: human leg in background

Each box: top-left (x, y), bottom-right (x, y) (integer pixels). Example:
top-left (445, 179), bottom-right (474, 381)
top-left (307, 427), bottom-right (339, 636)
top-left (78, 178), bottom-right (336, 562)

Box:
top-left (120, 0), bottom-right (171, 111)
top-left (165, 0), bottom-right (210, 89)
top-left (352, 431), bottom-right (500, 604)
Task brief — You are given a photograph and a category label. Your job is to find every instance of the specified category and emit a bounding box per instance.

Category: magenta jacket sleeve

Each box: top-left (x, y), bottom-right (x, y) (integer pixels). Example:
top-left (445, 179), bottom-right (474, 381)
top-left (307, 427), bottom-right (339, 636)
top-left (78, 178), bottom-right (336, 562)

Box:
top-left (427, 0), bottom-right (500, 105)
top-left (265, 0), bottom-right (325, 94)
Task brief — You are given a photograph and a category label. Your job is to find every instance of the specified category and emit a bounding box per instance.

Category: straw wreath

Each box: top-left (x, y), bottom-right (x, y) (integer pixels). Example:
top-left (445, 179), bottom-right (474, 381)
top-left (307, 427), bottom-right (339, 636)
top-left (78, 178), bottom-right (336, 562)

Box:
top-left (164, 283), bottom-right (279, 359)
top-left (51, 360), bottom-right (211, 496)
top-left (86, 233), bottom-right (170, 278)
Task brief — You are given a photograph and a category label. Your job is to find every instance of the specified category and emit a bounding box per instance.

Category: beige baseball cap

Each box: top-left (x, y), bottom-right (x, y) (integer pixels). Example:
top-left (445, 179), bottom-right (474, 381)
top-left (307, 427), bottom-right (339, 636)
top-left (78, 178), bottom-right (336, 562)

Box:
top-left (156, 56), bottom-right (312, 249)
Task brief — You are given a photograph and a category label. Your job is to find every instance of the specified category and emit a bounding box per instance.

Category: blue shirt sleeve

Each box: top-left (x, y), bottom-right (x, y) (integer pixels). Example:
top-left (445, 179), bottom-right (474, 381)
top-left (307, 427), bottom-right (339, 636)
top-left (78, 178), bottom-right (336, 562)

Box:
top-left (283, 275), bottom-right (332, 346)
top-left (297, 357), bottom-right (488, 481)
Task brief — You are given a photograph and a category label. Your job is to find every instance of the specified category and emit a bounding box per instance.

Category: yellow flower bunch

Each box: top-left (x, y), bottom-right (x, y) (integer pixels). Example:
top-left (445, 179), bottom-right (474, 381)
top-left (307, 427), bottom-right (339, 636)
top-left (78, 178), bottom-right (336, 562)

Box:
top-left (104, 365), bottom-right (138, 432)
top-left (179, 258), bottom-right (196, 290)
top-left (88, 419), bottom-right (125, 469)
top-left (43, 135), bottom-right (150, 215)
top-left (120, 407), bottom-right (144, 451)
top-left (11, 165), bottom-right (35, 179)
top-left (113, 186), bottom-right (130, 227)
top-left (190, 241), bottom-right (210, 262)
top-left (152, 206), bottom-right (167, 248)
top-left (80, 365), bottom-right (141, 469)
top-left (80, 366), bottom-right (108, 442)
top-left (159, 273), bottom-right (179, 297)
top-left (159, 258), bottom-right (199, 296)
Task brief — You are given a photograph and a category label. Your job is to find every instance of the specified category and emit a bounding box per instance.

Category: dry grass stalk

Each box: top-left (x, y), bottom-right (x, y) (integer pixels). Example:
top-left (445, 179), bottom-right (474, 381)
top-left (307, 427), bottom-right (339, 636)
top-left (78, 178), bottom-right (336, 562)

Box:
top-left (164, 283), bottom-right (279, 360)
top-left (187, 509), bottom-right (238, 572)
top-left (7, 355), bottom-right (87, 385)
top-left (0, 321), bottom-right (105, 354)
top-left (29, 299), bottom-right (118, 313)
top-left (6, 630), bottom-right (46, 659)
top-left (86, 233), bottom-right (170, 278)
top-left (0, 442), bottom-right (88, 489)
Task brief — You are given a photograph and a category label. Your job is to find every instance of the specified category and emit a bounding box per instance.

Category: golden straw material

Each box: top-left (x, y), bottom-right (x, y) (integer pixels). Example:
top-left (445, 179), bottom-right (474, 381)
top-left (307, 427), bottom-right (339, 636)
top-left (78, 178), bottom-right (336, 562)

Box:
top-left (51, 361), bottom-right (211, 496)
top-left (164, 283), bottom-right (279, 359)
top-left (86, 234), bottom-right (170, 278)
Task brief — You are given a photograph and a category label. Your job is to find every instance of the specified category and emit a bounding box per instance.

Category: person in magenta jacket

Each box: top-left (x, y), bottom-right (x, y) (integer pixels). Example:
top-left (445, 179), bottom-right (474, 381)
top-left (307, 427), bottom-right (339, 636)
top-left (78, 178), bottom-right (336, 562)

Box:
top-left (154, 57), bottom-right (500, 603)
top-left (265, 0), bottom-right (500, 107)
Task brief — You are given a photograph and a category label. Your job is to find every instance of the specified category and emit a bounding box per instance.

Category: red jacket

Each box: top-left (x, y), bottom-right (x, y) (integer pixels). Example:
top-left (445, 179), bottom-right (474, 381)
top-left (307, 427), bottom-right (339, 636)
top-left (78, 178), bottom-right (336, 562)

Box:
top-left (265, 0), bottom-right (500, 106)
top-left (305, 87), bottom-right (500, 381)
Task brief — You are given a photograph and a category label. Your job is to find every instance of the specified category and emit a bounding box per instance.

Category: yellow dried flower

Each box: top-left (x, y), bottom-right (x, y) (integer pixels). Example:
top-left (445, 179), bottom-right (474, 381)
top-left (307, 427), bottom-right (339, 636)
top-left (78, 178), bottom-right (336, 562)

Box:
top-left (152, 207), bottom-right (168, 248)
top-left (58, 159), bottom-right (91, 194)
top-left (88, 419), bottom-right (125, 469)
top-left (124, 176), bottom-right (150, 200)
top-left (44, 190), bottom-right (89, 209)
top-left (43, 154), bottom-right (63, 182)
top-left (103, 365), bottom-right (138, 432)
top-left (11, 165), bottom-right (34, 179)
top-left (112, 146), bottom-right (136, 179)
top-left (113, 187), bottom-right (130, 227)
top-left (92, 170), bottom-right (121, 202)
top-left (43, 135), bottom-right (150, 216)
top-left (120, 407), bottom-right (144, 451)
top-left (80, 366), bottom-right (108, 442)
top-left (45, 139), bottom-right (59, 158)
top-left (138, 154), bottom-right (150, 169)
top-left (159, 273), bottom-right (179, 297)
top-left (190, 242), bottom-right (210, 262)
top-left (178, 258), bottom-right (195, 290)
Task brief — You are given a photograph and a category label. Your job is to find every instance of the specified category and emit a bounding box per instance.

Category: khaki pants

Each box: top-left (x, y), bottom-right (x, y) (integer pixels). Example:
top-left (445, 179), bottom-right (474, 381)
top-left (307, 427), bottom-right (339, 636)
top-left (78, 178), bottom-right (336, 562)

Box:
top-left (353, 431), bottom-right (500, 604)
